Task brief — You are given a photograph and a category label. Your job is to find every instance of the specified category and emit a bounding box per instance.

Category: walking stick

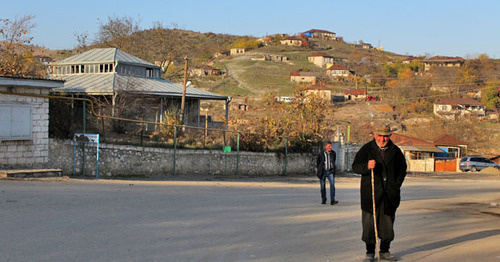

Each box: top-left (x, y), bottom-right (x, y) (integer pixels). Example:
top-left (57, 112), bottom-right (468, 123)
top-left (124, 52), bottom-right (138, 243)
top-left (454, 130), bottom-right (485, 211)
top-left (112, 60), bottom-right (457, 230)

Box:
top-left (371, 168), bottom-right (380, 262)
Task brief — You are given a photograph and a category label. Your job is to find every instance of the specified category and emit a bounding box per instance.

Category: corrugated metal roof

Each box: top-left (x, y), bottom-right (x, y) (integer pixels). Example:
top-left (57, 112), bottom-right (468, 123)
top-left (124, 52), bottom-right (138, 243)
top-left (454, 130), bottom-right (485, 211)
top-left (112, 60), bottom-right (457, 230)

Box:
top-left (52, 73), bottom-right (227, 100)
top-left (52, 48), bottom-right (159, 68)
top-left (398, 145), bottom-right (445, 153)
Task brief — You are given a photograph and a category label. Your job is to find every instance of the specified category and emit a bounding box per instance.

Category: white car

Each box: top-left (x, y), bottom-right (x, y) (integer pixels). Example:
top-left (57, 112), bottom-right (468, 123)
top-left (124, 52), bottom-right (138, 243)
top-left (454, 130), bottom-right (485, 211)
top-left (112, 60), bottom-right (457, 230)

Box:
top-left (459, 156), bottom-right (500, 172)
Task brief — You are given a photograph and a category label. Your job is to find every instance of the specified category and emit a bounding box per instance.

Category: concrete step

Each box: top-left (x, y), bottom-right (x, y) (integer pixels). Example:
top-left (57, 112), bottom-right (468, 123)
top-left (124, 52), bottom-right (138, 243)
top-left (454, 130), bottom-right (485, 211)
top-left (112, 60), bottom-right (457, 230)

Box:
top-left (0, 169), bottom-right (63, 178)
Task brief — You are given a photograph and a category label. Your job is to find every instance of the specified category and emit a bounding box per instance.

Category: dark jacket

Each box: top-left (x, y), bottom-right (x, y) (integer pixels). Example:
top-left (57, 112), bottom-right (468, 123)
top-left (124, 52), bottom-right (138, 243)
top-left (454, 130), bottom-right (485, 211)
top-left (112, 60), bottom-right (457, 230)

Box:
top-left (316, 150), bottom-right (336, 179)
top-left (352, 139), bottom-right (407, 216)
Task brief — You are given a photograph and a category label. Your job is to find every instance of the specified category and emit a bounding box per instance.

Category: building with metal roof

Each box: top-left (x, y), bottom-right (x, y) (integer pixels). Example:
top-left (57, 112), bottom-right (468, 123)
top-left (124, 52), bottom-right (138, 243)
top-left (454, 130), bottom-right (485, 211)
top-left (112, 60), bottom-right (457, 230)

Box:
top-left (48, 48), bottom-right (229, 128)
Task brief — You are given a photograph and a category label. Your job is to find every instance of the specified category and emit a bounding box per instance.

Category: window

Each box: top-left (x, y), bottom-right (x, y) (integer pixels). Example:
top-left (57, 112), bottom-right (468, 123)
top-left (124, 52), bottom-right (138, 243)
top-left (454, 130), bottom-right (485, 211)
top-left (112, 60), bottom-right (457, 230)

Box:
top-left (0, 103), bottom-right (32, 140)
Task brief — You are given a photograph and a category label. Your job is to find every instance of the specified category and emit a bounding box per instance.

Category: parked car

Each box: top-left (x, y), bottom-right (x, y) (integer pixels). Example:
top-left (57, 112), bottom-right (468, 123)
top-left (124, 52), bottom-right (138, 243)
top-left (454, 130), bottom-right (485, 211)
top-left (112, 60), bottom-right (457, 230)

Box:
top-left (459, 156), bottom-right (500, 172)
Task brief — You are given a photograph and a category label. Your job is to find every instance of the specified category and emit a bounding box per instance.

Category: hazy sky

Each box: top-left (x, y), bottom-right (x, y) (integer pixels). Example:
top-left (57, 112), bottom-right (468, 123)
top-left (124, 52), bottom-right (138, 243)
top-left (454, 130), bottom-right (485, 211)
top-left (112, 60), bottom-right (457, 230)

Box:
top-left (2, 0), bottom-right (499, 58)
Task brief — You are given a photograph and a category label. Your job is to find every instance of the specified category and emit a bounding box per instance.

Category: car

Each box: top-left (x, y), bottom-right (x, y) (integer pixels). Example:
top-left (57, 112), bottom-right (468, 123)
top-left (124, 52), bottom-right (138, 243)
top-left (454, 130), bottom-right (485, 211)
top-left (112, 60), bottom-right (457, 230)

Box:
top-left (459, 156), bottom-right (500, 172)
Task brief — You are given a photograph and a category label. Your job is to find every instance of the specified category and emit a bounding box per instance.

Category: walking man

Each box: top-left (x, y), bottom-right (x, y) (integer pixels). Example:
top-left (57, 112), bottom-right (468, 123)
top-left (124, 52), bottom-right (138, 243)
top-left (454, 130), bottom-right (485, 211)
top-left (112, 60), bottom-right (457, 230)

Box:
top-left (316, 142), bottom-right (338, 205)
top-left (352, 124), bottom-right (407, 261)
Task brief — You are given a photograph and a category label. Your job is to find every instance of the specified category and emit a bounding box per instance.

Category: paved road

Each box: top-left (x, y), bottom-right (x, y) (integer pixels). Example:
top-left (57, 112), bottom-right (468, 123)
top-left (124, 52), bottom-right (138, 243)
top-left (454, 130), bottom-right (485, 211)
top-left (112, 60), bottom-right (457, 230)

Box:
top-left (0, 175), bottom-right (499, 262)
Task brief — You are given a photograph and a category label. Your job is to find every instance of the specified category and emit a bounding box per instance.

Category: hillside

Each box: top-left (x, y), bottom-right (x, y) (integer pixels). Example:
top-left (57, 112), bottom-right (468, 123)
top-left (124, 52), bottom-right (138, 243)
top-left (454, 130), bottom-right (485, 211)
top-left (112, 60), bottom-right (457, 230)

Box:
top-left (37, 29), bottom-right (500, 156)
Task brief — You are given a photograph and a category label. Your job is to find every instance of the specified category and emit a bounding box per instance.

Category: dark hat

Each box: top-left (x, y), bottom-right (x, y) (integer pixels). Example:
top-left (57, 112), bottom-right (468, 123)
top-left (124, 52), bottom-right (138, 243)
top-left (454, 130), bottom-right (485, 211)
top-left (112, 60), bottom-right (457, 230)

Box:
top-left (373, 124), bottom-right (393, 136)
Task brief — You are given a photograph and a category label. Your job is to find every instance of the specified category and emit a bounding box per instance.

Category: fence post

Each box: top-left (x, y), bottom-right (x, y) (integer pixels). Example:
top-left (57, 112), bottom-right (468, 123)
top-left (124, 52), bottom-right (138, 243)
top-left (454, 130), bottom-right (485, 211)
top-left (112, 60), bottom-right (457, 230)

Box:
top-left (82, 101), bottom-right (86, 176)
top-left (173, 126), bottom-right (177, 175)
top-left (284, 136), bottom-right (288, 176)
top-left (236, 132), bottom-right (240, 176)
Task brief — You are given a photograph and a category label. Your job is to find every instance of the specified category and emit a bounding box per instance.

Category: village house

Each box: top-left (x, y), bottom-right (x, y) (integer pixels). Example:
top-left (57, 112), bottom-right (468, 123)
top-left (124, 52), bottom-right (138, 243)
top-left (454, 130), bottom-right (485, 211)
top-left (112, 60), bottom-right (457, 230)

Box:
top-left (391, 133), bottom-right (445, 172)
top-left (48, 48), bottom-right (228, 129)
top-left (326, 64), bottom-right (353, 77)
top-left (251, 54), bottom-right (289, 63)
top-left (422, 56), bottom-right (465, 71)
top-left (280, 36), bottom-right (304, 47)
top-left (300, 83), bottom-right (332, 102)
top-left (303, 29), bottom-right (336, 40)
top-left (0, 76), bottom-right (64, 169)
top-left (230, 48), bottom-right (245, 55)
top-left (189, 65), bottom-right (222, 77)
top-left (344, 89), bottom-right (366, 101)
top-left (290, 71), bottom-right (319, 84)
top-left (432, 134), bottom-right (468, 172)
top-left (433, 97), bottom-right (486, 119)
top-left (308, 52), bottom-right (336, 68)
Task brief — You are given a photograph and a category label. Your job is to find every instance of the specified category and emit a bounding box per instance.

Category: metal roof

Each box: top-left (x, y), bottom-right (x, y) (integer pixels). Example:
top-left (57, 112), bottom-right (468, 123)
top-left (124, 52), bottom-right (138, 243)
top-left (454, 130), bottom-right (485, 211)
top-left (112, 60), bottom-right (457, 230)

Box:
top-left (52, 73), bottom-right (227, 100)
top-left (52, 48), bottom-right (160, 68)
top-left (0, 76), bottom-right (64, 89)
top-left (398, 145), bottom-right (445, 153)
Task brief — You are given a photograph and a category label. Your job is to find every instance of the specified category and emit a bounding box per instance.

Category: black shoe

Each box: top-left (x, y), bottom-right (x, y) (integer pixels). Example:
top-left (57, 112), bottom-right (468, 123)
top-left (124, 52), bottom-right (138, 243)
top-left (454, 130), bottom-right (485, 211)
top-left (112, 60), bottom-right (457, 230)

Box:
top-left (379, 252), bottom-right (397, 261)
top-left (321, 200), bottom-right (326, 205)
top-left (363, 253), bottom-right (375, 262)
top-left (331, 200), bottom-right (339, 205)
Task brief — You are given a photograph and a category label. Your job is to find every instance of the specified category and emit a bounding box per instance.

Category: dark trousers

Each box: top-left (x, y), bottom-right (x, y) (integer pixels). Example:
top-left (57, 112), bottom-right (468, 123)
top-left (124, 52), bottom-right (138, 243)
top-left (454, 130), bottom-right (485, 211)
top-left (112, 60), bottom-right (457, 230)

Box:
top-left (319, 171), bottom-right (335, 202)
top-left (362, 201), bottom-right (395, 253)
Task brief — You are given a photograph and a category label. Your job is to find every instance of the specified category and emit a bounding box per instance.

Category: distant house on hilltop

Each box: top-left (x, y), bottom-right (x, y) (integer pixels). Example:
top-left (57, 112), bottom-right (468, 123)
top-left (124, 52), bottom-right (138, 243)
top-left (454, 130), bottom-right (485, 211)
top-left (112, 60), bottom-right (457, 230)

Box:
top-left (327, 64), bottom-right (353, 77)
top-left (308, 52), bottom-right (336, 68)
top-left (290, 71), bottom-right (319, 84)
top-left (190, 65), bottom-right (222, 77)
top-left (344, 89), bottom-right (366, 101)
top-left (300, 83), bottom-right (332, 102)
top-left (303, 29), bottom-right (336, 40)
top-left (433, 97), bottom-right (485, 119)
top-left (422, 56), bottom-right (465, 71)
top-left (280, 36), bottom-right (305, 47)
top-left (230, 48), bottom-right (245, 55)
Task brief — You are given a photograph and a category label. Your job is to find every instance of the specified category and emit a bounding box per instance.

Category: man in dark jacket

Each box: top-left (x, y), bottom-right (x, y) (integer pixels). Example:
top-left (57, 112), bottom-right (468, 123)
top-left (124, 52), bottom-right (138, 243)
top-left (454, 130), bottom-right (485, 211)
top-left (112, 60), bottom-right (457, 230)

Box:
top-left (316, 142), bottom-right (338, 205)
top-left (352, 124), bottom-right (407, 262)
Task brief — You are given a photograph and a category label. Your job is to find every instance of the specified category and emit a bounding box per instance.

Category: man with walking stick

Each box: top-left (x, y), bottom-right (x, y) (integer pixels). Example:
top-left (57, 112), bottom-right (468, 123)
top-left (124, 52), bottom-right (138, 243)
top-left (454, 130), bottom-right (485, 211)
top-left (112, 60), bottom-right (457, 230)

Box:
top-left (352, 124), bottom-right (407, 261)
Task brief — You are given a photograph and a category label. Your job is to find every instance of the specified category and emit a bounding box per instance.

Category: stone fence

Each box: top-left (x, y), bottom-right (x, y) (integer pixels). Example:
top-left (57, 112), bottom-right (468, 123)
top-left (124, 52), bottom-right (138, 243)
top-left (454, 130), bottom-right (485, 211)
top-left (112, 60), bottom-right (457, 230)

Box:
top-left (49, 139), bottom-right (320, 178)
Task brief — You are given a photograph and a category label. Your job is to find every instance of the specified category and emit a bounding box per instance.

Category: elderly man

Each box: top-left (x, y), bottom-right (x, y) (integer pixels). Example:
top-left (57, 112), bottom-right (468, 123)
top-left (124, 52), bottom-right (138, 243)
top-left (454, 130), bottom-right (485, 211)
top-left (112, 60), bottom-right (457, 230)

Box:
top-left (316, 142), bottom-right (338, 205)
top-left (352, 124), bottom-right (407, 262)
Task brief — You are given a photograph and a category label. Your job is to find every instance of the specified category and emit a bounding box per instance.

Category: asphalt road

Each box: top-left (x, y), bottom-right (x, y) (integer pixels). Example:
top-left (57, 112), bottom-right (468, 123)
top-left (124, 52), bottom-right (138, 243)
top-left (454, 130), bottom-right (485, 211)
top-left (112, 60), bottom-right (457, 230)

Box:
top-left (0, 174), bottom-right (499, 262)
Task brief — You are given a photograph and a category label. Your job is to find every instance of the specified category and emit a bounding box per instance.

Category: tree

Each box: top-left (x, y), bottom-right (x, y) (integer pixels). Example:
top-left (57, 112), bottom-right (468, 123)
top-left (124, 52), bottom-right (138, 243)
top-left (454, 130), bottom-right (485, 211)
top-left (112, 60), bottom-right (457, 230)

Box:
top-left (96, 15), bottom-right (140, 48)
top-left (0, 15), bottom-right (44, 77)
top-left (481, 82), bottom-right (500, 109)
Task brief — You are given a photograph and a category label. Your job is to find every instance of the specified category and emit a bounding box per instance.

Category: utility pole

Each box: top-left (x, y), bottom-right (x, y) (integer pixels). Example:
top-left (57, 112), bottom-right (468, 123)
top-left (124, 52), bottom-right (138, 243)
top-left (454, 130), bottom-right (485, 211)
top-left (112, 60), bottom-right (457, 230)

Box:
top-left (180, 56), bottom-right (188, 124)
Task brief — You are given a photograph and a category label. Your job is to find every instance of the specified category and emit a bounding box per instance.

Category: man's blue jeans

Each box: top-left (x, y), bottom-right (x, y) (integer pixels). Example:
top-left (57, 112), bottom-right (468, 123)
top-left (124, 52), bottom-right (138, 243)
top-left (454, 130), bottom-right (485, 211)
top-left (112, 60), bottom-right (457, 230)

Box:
top-left (320, 171), bottom-right (335, 202)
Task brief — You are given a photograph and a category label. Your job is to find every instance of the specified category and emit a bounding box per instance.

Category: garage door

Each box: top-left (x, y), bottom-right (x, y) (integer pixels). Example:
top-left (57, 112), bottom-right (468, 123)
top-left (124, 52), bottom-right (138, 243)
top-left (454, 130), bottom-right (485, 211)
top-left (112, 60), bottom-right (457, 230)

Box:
top-left (435, 159), bottom-right (457, 172)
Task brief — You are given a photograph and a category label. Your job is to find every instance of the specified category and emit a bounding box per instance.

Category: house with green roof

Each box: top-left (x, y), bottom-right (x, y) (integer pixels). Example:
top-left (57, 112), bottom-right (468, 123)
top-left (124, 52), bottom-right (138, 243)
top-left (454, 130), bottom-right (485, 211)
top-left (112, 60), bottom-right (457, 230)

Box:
top-left (48, 48), bottom-right (229, 131)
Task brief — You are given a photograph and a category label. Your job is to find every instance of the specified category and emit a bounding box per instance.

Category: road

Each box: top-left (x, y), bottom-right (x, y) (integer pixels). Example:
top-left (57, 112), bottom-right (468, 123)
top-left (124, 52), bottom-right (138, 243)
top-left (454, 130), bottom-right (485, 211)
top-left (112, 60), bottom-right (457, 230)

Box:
top-left (0, 174), bottom-right (499, 262)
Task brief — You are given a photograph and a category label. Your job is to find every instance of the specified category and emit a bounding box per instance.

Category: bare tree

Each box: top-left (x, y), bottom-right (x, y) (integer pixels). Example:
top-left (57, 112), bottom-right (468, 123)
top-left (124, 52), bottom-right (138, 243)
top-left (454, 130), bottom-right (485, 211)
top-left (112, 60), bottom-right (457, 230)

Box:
top-left (0, 15), bottom-right (36, 44)
top-left (96, 15), bottom-right (141, 48)
top-left (73, 31), bottom-right (89, 50)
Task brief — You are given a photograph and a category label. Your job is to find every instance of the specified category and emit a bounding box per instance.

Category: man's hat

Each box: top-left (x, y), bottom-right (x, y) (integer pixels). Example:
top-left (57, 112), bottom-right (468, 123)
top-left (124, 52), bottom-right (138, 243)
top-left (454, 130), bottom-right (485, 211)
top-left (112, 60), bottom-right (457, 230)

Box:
top-left (373, 124), bottom-right (393, 136)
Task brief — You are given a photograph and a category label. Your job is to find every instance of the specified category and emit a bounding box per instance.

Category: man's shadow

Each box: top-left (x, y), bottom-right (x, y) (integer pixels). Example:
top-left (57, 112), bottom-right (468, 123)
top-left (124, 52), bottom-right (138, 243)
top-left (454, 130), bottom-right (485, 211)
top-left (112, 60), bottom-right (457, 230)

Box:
top-left (398, 229), bottom-right (500, 258)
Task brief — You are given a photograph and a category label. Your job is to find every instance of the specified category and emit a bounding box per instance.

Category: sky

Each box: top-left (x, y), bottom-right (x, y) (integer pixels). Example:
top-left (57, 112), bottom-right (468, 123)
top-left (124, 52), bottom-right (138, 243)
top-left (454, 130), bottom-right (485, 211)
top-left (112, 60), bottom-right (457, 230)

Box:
top-left (2, 0), bottom-right (500, 58)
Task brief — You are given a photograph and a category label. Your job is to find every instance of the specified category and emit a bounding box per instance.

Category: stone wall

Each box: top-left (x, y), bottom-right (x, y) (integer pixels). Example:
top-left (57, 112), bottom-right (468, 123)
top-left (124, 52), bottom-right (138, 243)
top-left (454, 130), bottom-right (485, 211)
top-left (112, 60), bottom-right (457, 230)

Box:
top-left (0, 86), bottom-right (50, 168)
top-left (49, 139), bottom-right (316, 177)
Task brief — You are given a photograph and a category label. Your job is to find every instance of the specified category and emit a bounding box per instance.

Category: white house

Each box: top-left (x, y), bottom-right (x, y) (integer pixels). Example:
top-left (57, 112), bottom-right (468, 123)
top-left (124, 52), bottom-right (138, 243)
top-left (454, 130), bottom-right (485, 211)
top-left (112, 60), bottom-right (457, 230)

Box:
top-left (433, 98), bottom-right (485, 119)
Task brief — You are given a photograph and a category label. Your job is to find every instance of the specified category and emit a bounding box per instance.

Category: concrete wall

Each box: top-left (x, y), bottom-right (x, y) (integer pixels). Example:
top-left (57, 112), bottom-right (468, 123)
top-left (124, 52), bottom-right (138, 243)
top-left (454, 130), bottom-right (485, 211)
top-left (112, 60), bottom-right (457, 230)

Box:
top-left (49, 139), bottom-right (316, 177)
top-left (0, 86), bottom-right (50, 168)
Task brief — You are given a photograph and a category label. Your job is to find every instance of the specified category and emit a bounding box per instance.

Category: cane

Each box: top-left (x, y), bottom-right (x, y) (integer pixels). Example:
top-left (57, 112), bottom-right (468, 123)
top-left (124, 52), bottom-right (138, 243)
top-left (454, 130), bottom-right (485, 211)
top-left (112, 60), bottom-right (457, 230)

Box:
top-left (371, 168), bottom-right (380, 262)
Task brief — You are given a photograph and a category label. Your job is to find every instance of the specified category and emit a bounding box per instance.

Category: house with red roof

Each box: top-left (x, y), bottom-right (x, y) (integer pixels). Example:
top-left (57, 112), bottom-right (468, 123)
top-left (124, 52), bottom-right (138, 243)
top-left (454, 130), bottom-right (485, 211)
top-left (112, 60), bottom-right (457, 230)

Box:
top-left (344, 89), bottom-right (366, 101)
top-left (433, 98), bottom-right (486, 119)
top-left (303, 29), bottom-right (336, 40)
top-left (391, 133), bottom-right (445, 172)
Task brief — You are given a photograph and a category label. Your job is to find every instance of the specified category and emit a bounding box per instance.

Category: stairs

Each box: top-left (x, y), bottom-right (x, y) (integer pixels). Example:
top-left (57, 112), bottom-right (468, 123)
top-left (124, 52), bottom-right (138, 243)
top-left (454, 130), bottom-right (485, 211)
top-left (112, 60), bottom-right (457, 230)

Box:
top-left (0, 169), bottom-right (63, 179)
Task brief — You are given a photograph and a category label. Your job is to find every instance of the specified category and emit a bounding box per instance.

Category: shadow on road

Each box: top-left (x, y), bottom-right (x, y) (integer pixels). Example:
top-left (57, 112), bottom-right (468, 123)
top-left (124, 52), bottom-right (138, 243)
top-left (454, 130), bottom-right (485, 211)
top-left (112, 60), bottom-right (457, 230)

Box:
top-left (398, 229), bottom-right (500, 257)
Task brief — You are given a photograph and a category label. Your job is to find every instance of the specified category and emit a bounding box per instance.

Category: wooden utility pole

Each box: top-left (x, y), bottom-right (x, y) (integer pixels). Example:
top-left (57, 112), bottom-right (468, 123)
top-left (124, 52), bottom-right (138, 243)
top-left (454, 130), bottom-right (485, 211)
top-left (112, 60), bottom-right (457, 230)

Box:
top-left (180, 56), bottom-right (188, 124)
